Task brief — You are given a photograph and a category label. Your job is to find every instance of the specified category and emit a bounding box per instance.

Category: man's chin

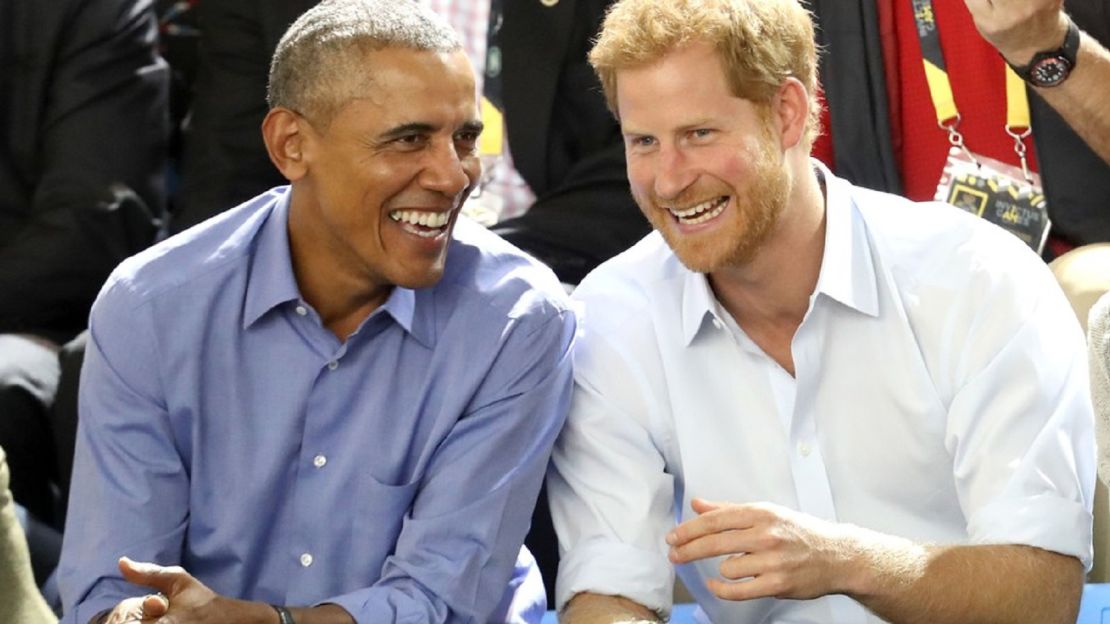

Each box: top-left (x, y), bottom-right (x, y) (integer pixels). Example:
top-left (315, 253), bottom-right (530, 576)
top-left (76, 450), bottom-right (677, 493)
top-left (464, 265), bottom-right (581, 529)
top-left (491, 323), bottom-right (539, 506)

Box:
top-left (390, 265), bottom-right (446, 291)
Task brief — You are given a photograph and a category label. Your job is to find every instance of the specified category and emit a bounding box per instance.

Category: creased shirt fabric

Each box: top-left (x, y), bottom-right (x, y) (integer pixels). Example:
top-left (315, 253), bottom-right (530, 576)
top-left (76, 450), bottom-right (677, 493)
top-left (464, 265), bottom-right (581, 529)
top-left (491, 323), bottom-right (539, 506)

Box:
top-left (549, 163), bottom-right (1094, 624)
top-left (59, 187), bottom-right (575, 623)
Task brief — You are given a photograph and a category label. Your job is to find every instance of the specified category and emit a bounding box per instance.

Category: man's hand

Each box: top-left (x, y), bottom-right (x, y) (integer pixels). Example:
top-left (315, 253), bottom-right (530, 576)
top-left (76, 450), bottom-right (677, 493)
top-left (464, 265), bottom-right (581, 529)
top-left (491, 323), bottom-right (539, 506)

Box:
top-left (95, 592), bottom-right (169, 624)
top-left (98, 556), bottom-right (275, 623)
top-left (666, 499), bottom-right (862, 602)
top-left (963, 0), bottom-right (1069, 66)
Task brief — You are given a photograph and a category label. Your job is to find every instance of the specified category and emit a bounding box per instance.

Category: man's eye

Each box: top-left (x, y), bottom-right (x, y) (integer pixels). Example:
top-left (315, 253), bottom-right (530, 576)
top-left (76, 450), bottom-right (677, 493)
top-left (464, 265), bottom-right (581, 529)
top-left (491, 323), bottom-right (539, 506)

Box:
top-left (629, 136), bottom-right (656, 148)
top-left (691, 128), bottom-right (714, 139)
top-left (395, 134), bottom-right (428, 148)
top-left (454, 131), bottom-right (480, 146)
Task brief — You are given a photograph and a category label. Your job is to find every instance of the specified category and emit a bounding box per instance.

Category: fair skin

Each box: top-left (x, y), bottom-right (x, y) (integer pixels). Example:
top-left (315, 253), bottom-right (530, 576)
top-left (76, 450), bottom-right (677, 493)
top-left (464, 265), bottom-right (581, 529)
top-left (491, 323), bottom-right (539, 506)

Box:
top-left (964, 0), bottom-right (1110, 164)
top-left (93, 46), bottom-right (481, 624)
top-left (564, 41), bottom-right (1083, 624)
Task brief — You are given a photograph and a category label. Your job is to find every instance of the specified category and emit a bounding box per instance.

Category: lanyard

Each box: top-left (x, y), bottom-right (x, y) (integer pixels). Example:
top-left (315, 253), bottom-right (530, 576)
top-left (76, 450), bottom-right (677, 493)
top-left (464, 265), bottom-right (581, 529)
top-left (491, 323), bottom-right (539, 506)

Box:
top-left (911, 0), bottom-right (1034, 180)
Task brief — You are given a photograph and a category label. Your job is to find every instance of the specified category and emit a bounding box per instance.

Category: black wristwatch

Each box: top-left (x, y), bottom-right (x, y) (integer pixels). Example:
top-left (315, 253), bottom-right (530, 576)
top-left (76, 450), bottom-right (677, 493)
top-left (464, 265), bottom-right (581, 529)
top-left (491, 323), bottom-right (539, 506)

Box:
top-left (1007, 17), bottom-right (1080, 88)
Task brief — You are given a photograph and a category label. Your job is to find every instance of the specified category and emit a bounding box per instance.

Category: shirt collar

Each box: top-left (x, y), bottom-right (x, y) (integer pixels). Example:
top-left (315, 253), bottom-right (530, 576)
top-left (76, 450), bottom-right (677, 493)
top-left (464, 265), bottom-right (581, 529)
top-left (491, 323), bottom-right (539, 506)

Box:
top-left (243, 190), bottom-right (301, 329)
top-left (242, 189), bottom-right (435, 347)
top-left (811, 160), bottom-right (879, 318)
top-left (679, 160), bottom-right (879, 346)
top-left (681, 271), bottom-right (719, 346)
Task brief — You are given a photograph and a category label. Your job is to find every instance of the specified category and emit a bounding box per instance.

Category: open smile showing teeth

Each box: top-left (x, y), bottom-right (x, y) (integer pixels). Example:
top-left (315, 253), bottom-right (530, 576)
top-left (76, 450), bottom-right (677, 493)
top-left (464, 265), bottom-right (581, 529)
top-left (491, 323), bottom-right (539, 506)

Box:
top-left (667, 197), bottom-right (728, 225)
top-left (389, 210), bottom-right (451, 238)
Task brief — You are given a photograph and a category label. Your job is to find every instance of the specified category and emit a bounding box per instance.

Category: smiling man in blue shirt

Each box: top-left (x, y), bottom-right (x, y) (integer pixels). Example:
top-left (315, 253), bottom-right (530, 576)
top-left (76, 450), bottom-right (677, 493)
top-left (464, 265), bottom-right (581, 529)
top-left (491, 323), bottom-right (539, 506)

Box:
top-left (56, 1), bottom-right (574, 623)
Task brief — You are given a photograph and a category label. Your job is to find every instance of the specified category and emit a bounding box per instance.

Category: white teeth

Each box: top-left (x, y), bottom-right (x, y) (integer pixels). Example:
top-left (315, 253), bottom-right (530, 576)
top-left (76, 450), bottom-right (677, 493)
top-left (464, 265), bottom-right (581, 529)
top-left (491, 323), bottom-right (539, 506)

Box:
top-left (389, 210), bottom-right (450, 228)
top-left (667, 197), bottom-right (728, 224)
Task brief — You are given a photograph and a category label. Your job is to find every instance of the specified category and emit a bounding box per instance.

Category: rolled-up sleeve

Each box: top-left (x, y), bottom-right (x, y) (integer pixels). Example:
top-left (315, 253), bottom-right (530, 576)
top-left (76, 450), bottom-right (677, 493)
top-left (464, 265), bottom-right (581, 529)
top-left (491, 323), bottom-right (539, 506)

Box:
top-left (947, 273), bottom-right (1096, 568)
top-left (548, 297), bottom-right (676, 617)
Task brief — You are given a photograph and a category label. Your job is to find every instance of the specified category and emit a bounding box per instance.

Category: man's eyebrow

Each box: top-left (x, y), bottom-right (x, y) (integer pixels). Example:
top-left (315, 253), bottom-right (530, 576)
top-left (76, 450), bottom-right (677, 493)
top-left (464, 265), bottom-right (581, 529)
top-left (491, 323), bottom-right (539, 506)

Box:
top-left (378, 122), bottom-right (438, 141)
top-left (459, 120), bottom-right (484, 134)
top-left (377, 120), bottom-right (485, 140)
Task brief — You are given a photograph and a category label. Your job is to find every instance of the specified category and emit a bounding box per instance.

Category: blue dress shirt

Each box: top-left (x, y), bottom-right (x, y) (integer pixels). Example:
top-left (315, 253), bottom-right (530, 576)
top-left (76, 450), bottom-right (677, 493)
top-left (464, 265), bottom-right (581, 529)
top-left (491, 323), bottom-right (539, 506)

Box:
top-left (58, 187), bottom-right (575, 623)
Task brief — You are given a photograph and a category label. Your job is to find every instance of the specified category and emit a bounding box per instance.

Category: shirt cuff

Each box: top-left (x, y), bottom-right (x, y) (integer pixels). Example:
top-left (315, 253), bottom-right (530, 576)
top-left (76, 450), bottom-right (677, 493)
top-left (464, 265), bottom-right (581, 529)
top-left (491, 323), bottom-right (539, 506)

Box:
top-left (967, 493), bottom-right (1093, 569)
top-left (555, 538), bottom-right (673, 617)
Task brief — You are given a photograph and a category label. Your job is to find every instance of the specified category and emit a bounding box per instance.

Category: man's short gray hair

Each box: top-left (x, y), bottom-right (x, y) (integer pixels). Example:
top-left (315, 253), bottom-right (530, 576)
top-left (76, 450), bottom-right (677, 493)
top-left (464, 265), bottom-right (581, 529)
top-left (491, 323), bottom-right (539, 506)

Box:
top-left (268, 0), bottom-right (462, 125)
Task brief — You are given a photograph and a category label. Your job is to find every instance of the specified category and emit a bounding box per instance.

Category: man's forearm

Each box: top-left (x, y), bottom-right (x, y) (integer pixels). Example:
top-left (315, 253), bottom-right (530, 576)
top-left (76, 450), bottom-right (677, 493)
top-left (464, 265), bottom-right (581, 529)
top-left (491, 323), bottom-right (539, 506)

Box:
top-left (841, 530), bottom-right (1083, 624)
top-left (1032, 32), bottom-right (1110, 165)
top-left (561, 592), bottom-right (662, 624)
top-left (289, 604), bottom-right (356, 624)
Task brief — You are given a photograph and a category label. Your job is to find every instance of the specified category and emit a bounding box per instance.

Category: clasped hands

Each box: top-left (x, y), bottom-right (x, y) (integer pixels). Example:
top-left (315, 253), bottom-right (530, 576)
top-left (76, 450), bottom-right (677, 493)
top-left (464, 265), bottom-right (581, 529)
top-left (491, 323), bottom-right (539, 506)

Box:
top-left (666, 498), bottom-right (864, 602)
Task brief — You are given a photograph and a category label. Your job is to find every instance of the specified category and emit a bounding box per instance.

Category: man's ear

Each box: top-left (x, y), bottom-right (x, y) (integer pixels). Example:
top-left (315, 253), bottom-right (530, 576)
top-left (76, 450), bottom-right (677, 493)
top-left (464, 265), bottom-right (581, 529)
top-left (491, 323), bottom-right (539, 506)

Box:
top-left (262, 107), bottom-right (311, 182)
top-left (772, 77), bottom-right (810, 151)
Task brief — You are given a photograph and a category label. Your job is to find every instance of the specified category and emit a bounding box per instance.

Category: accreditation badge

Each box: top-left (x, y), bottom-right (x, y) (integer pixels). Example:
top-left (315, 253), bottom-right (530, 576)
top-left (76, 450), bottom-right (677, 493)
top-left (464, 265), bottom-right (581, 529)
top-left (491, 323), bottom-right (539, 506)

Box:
top-left (935, 148), bottom-right (1051, 254)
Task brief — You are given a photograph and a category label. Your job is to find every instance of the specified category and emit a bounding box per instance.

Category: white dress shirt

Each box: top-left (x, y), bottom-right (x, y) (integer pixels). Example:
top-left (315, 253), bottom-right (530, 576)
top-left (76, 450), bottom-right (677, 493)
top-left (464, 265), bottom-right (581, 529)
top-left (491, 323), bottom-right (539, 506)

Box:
top-left (549, 164), bottom-right (1095, 624)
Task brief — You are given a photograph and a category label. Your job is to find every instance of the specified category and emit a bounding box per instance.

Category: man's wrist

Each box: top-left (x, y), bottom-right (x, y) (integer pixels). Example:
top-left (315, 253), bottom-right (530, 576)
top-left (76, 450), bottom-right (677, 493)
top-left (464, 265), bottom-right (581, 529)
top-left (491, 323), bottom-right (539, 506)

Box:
top-left (834, 524), bottom-right (929, 598)
top-left (271, 604), bottom-right (296, 624)
top-left (1001, 13), bottom-right (1071, 68)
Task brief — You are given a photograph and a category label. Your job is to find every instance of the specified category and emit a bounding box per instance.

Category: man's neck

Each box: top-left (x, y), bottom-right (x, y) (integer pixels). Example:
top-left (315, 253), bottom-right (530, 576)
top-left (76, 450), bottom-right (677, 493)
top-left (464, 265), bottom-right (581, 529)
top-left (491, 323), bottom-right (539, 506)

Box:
top-left (287, 194), bottom-right (392, 342)
top-left (709, 161), bottom-right (826, 373)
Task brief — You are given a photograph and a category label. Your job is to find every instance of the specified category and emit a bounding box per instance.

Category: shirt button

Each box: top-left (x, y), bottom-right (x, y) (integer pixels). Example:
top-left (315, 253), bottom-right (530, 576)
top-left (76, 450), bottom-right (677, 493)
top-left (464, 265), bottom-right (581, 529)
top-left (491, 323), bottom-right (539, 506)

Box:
top-left (327, 360), bottom-right (338, 371)
top-left (712, 317), bottom-right (724, 330)
top-left (798, 442), bottom-right (812, 457)
top-left (295, 305), bottom-right (308, 316)
top-left (313, 454), bottom-right (327, 468)
top-left (300, 552), bottom-right (314, 567)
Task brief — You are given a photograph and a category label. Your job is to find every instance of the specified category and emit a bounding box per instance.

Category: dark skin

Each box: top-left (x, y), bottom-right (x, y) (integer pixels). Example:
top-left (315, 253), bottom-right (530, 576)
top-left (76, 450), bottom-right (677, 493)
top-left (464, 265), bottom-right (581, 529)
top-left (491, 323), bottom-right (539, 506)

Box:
top-left (90, 558), bottom-right (354, 624)
top-left (88, 46), bottom-right (482, 624)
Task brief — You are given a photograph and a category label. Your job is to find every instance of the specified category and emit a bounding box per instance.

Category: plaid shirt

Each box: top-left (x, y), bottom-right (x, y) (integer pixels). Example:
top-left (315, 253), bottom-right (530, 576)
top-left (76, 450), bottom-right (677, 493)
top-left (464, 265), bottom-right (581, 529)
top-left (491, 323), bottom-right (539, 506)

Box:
top-left (422, 0), bottom-right (536, 221)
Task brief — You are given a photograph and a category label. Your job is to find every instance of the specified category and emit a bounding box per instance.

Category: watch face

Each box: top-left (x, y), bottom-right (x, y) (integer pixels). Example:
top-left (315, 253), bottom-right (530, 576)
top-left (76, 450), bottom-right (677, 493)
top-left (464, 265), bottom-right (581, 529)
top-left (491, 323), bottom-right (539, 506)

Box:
top-left (1030, 56), bottom-right (1073, 87)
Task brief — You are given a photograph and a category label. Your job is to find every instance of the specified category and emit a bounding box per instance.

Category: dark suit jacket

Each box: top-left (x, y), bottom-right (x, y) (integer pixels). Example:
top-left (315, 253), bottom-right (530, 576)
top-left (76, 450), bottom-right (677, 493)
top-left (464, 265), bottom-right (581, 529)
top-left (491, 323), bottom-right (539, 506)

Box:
top-left (175, 0), bottom-right (648, 284)
top-left (173, 0), bottom-right (317, 234)
top-left (493, 0), bottom-right (649, 284)
top-left (0, 0), bottom-right (167, 342)
top-left (810, 0), bottom-right (1110, 248)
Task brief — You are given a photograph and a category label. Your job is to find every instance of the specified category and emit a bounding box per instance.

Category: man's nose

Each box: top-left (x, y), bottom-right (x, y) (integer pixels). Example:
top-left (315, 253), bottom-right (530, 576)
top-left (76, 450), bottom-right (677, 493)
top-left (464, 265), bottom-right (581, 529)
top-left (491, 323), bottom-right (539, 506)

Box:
top-left (420, 142), bottom-right (472, 197)
top-left (653, 145), bottom-right (697, 201)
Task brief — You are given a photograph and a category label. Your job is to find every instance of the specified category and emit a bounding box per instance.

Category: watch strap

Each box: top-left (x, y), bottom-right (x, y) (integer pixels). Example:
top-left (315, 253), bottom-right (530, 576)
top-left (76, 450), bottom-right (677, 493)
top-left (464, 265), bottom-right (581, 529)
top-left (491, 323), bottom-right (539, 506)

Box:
top-left (1007, 16), bottom-right (1080, 81)
top-left (270, 604), bottom-right (296, 624)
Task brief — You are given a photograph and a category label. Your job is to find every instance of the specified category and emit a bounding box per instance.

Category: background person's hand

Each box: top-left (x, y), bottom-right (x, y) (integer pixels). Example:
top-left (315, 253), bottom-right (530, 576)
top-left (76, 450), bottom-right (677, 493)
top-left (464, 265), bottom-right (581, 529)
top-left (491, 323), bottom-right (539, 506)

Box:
top-left (667, 499), bottom-right (859, 602)
top-left (963, 0), bottom-right (1070, 66)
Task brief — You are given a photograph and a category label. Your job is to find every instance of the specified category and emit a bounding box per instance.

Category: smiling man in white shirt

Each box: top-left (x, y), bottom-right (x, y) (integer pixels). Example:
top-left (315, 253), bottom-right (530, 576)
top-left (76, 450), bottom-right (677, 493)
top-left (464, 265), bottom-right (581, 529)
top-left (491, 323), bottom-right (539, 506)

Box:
top-left (547, 1), bottom-right (1095, 623)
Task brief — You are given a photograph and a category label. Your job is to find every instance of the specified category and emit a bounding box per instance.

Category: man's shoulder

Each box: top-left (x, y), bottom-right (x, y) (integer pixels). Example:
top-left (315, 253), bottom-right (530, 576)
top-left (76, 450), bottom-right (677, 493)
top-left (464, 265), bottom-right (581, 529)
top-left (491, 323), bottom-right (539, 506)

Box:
top-left (847, 182), bottom-right (1060, 335)
top-left (577, 230), bottom-right (678, 295)
top-left (99, 190), bottom-right (282, 311)
top-left (572, 231), bottom-right (681, 330)
top-left (850, 183), bottom-right (1049, 290)
top-left (443, 218), bottom-right (573, 321)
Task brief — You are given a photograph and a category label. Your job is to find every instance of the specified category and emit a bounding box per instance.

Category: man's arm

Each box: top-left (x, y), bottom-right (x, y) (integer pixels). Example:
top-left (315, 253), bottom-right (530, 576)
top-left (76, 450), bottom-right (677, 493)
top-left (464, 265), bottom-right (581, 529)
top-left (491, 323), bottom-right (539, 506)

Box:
top-left (319, 304), bottom-right (576, 622)
top-left (964, 0), bottom-right (1110, 165)
top-left (91, 558), bottom-right (355, 624)
top-left (548, 285), bottom-right (679, 623)
top-left (667, 499), bottom-right (1083, 624)
top-left (62, 281), bottom-right (361, 624)
top-left (561, 593), bottom-right (662, 624)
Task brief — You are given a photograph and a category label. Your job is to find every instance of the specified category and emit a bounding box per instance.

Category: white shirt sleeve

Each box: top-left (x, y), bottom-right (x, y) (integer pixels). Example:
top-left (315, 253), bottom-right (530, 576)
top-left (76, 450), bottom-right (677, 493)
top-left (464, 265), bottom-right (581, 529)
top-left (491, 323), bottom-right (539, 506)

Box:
top-left (943, 263), bottom-right (1096, 568)
top-left (548, 294), bottom-right (677, 616)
